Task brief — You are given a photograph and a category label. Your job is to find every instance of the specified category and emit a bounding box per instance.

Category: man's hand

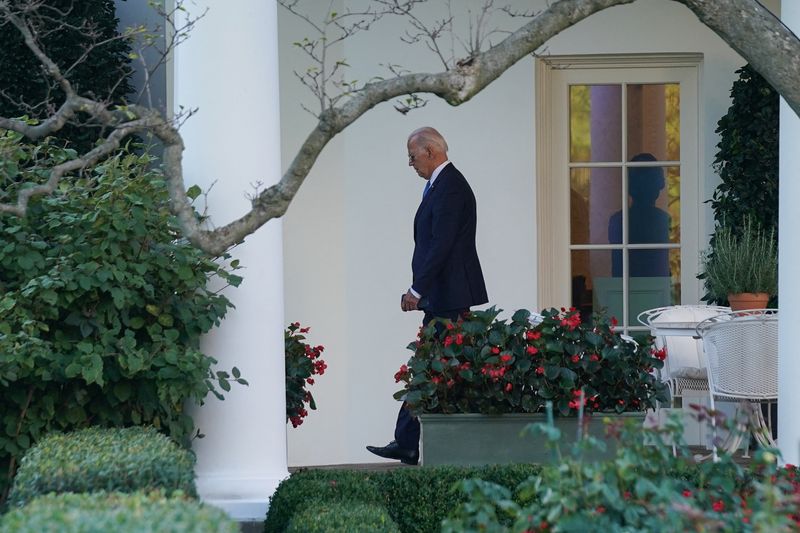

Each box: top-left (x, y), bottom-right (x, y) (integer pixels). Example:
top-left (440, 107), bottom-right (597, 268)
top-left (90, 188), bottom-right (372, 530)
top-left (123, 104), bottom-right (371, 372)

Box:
top-left (401, 290), bottom-right (420, 312)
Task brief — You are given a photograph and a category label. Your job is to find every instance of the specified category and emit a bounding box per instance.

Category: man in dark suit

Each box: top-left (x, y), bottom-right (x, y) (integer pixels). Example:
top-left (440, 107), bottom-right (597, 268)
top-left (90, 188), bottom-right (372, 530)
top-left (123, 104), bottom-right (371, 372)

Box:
top-left (366, 127), bottom-right (488, 465)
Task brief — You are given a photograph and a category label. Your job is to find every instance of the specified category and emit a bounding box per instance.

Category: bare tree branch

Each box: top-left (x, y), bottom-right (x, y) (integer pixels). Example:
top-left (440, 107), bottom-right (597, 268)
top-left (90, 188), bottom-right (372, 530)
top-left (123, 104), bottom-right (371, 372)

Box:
top-left (2, 0), bottom-right (800, 258)
top-left (678, 0), bottom-right (800, 118)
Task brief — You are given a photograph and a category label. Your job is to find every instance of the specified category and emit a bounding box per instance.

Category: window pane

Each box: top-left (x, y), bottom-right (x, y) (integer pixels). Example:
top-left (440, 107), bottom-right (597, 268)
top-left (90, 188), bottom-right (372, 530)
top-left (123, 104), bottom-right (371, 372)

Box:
top-left (571, 250), bottom-right (621, 325)
top-left (570, 85), bottom-right (622, 162)
top-left (627, 83), bottom-right (680, 161)
top-left (626, 165), bottom-right (680, 246)
top-left (627, 248), bottom-right (680, 321)
top-left (571, 167), bottom-right (622, 245)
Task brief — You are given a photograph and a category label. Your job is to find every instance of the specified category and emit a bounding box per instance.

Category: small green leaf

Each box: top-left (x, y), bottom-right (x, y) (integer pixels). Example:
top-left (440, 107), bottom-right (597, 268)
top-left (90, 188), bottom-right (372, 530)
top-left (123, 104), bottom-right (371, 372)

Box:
top-left (186, 184), bottom-right (202, 200)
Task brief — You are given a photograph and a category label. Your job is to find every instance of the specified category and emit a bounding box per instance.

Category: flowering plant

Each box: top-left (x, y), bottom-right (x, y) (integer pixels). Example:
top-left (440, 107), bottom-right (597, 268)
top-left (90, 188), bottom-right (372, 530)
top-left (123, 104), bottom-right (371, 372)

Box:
top-left (393, 307), bottom-right (669, 416)
top-left (285, 322), bottom-right (327, 428)
top-left (444, 409), bottom-right (800, 532)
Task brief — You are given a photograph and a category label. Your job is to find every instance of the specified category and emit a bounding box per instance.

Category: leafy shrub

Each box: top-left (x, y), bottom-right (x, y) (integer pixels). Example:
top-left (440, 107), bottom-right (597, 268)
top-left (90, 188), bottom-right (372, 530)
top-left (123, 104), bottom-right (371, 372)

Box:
top-left (711, 64), bottom-right (779, 238)
top-left (0, 132), bottom-right (244, 504)
top-left (287, 501), bottom-right (400, 533)
top-left (443, 411), bottom-right (800, 532)
top-left (264, 464), bottom-right (542, 533)
top-left (265, 470), bottom-right (385, 533)
top-left (0, 0), bottom-right (134, 153)
top-left (0, 490), bottom-right (238, 533)
top-left (380, 464), bottom-right (541, 533)
top-left (6, 426), bottom-right (196, 507)
top-left (285, 323), bottom-right (327, 427)
top-left (394, 307), bottom-right (668, 416)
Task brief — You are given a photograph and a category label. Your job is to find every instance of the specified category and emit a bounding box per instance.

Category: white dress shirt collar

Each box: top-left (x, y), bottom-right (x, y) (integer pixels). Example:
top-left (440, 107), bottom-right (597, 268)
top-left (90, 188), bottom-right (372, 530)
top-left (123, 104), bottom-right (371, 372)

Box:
top-left (427, 160), bottom-right (450, 187)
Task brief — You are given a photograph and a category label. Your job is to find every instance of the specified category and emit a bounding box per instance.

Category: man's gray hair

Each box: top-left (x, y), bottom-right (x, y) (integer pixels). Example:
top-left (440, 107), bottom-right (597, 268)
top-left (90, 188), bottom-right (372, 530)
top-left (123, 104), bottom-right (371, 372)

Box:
top-left (409, 127), bottom-right (449, 154)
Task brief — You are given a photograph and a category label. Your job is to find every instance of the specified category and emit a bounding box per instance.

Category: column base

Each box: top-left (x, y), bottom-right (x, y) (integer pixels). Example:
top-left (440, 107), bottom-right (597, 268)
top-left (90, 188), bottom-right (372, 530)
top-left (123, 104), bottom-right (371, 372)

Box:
top-left (196, 472), bottom-right (289, 522)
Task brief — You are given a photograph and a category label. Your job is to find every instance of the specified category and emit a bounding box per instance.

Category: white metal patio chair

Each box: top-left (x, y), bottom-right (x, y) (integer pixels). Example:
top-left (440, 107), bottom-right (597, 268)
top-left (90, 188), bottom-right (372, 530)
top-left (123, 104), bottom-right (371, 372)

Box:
top-left (637, 305), bottom-right (730, 409)
top-left (696, 309), bottom-right (779, 459)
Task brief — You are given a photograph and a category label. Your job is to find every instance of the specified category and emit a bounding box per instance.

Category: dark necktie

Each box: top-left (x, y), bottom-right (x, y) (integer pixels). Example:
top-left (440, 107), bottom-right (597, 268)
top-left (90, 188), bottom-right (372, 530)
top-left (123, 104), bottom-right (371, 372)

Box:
top-left (423, 180), bottom-right (431, 199)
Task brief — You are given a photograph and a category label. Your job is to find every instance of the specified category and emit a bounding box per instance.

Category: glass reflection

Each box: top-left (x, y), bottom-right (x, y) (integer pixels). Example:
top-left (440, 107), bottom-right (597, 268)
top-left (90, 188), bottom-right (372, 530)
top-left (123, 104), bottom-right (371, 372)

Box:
top-left (627, 248), bottom-right (680, 320)
top-left (627, 83), bottom-right (680, 161)
top-left (570, 85), bottom-right (622, 163)
top-left (571, 250), bottom-right (619, 325)
top-left (570, 168), bottom-right (622, 245)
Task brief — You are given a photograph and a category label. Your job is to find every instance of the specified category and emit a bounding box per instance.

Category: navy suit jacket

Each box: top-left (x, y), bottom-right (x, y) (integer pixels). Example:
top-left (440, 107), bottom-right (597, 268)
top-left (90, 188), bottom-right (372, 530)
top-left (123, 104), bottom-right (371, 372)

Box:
top-left (411, 163), bottom-right (488, 314)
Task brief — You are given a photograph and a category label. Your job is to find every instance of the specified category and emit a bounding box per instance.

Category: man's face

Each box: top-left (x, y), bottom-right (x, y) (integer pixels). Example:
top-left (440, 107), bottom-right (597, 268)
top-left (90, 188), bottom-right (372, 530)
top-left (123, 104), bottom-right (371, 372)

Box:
top-left (407, 138), bottom-right (433, 179)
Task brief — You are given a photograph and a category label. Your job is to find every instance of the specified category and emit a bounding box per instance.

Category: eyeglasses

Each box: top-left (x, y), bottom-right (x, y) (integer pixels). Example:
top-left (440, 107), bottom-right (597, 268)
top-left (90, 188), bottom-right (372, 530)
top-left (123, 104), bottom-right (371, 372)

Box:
top-left (408, 148), bottom-right (428, 163)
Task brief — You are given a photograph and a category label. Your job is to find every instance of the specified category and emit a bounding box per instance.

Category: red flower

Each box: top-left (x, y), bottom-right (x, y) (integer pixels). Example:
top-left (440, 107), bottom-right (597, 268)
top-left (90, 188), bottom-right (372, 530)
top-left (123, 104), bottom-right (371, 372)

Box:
top-left (682, 490), bottom-right (692, 498)
top-left (447, 379), bottom-right (455, 388)
top-left (432, 375), bottom-right (442, 384)
top-left (618, 399), bottom-right (625, 405)
top-left (500, 354), bottom-right (513, 363)
top-left (456, 334), bottom-right (464, 345)
top-left (526, 330), bottom-right (541, 340)
top-left (446, 322), bottom-right (455, 330)
top-left (444, 336), bottom-right (454, 347)
top-left (526, 346), bottom-right (538, 355)
top-left (571, 354), bottom-right (580, 363)
top-left (590, 353), bottom-right (600, 362)
top-left (535, 366), bottom-right (545, 375)
top-left (491, 346), bottom-right (500, 354)
top-left (394, 364), bottom-right (409, 383)
top-left (306, 378), bottom-right (315, 385)
top-left (300, 327), bottom-right (310, 333)
top-left (595, 506), bottom-right (606, 514)
top-left (611, 317), bottom-right (618, 326)
top-left (623, 491), bottom-right (632, 500)
top-left (712, 500), bottom-right (724, 512)
top-left (505, 383), bottom-right (513, 392)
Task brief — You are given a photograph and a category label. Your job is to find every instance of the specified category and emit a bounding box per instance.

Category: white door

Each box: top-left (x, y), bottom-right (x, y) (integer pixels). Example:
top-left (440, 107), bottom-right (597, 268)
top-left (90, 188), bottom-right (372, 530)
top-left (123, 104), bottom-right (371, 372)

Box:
top-left (537, 55), bottom-right (701, 335)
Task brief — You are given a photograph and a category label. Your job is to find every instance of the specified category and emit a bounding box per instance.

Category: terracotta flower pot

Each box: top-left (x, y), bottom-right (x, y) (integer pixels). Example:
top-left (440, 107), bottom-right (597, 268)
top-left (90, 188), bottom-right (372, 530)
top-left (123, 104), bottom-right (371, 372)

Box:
top-left (727, 292), bottom-right (770, 311)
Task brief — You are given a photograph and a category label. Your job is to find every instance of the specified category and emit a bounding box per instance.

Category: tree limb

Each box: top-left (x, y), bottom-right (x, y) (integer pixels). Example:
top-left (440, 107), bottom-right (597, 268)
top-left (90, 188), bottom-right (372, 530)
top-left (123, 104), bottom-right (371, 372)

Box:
top-left (2, 0), bottom-right (800, 257)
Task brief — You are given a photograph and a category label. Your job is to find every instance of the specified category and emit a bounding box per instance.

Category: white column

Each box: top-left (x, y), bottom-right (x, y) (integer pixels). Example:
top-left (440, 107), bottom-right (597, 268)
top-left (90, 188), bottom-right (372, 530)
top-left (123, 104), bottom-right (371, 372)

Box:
top-left (173, 1), bottom-right (287, 521)
top-left (778, 2), bottom-right (800, 466)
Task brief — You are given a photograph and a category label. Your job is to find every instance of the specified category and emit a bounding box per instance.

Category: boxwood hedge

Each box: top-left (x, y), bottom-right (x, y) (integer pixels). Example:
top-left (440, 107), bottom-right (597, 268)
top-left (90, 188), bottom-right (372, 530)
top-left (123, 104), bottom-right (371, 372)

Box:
top-left (287, 501), bottom-right (400, 533)
top-left (0, 491), bottom-right (237, 533)
top-left (264, 464), bottom-right (542, 533)
top-left (6, 426), bottom-right (196, 508)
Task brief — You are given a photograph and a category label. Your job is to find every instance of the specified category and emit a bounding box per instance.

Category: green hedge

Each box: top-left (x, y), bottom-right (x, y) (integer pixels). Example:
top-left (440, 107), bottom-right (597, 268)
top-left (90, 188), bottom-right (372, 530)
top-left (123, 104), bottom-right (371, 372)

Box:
top-left (264, 464), bottom-right (542, 533)
top-left (287, 501), bottom-right (400, 533)
top-left (6, 427), bottom-right (196, 508)
top-left (0, 491), bottom-right (237, 533)
top-left (265, 470), bottom-right (386, 532)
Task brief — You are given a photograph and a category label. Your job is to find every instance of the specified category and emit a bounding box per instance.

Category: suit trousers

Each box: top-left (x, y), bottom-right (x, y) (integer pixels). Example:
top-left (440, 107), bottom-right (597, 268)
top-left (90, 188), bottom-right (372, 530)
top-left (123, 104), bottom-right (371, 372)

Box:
top-left (394, 308), bottom-right (467, 451)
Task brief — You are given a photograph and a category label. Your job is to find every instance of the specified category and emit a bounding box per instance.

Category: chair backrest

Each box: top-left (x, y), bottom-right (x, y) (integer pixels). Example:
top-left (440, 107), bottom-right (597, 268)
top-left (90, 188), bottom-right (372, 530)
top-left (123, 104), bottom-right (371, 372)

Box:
top-left (640, 305), bottom-right (730, 378)
top-left (697, 310), bottom-right (778, 400)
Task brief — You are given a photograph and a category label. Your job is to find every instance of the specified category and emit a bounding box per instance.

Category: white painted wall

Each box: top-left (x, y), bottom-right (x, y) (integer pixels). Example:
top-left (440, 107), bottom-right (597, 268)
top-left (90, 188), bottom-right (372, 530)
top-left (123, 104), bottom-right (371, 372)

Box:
top-left (280, 0), bottom-right (752, 466)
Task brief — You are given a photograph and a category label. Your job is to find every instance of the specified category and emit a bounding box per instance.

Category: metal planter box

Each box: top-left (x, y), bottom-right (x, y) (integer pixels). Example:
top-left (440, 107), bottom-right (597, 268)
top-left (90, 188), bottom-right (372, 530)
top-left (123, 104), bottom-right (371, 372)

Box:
top-left (419, 412), bottom-right (645, 466)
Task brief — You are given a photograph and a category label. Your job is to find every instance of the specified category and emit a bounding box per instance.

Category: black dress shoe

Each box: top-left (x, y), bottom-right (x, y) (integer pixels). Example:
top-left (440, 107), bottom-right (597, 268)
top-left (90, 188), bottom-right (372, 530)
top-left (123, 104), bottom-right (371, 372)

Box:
top-left (366, 440), bottom-right (419, 465)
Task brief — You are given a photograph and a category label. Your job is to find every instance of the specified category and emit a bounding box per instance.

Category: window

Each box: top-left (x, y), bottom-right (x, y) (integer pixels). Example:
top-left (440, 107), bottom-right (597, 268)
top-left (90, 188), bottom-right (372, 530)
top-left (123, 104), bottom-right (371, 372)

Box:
top-left (536, 55), bottom-right (701, 333)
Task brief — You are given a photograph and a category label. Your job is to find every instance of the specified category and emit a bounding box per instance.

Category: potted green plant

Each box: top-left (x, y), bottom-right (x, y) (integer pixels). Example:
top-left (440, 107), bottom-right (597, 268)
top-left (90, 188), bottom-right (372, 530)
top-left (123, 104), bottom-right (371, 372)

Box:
top-left (393, 307), bottom-right (669, 465)
top-left (701, 216), bottom-right (778, 310)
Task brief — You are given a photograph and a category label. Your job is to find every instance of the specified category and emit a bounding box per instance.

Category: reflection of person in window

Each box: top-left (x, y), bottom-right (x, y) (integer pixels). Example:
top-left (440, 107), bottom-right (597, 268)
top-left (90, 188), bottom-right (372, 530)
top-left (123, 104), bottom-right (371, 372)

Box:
top-left (608, 153), bottom-right (670, 277)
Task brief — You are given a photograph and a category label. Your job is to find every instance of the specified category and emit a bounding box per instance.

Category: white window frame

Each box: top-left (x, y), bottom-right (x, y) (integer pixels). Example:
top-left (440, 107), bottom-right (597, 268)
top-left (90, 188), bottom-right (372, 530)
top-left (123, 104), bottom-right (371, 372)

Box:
top-left (535, 54), bottom-right (703, 331)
